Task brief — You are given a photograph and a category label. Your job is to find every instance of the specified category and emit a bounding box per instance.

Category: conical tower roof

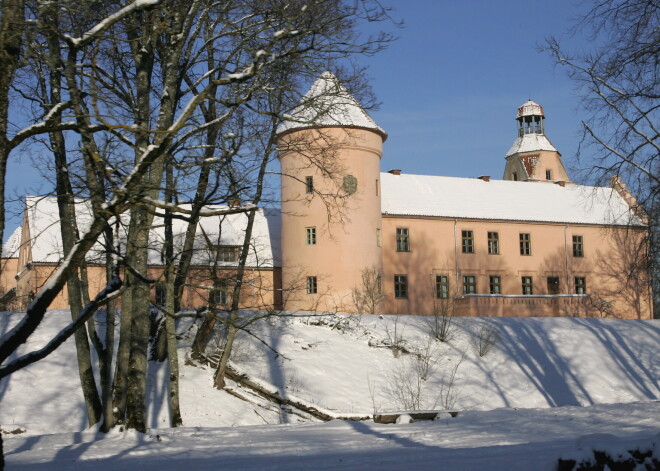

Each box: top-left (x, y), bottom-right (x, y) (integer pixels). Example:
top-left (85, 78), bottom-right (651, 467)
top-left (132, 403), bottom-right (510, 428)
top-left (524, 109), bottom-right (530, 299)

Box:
top-left (506, 133), bottom-right (557, 157)
top-left (277, 72), bottom-right (387, 139)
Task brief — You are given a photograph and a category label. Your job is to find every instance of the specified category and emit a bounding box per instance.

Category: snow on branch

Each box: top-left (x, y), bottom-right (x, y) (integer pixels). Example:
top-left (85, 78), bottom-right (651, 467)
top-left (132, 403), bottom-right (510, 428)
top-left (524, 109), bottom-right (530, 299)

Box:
top-left (140, 197), bottom-right (257, 217)
top-left (65, 0), bottom-right (162, 48)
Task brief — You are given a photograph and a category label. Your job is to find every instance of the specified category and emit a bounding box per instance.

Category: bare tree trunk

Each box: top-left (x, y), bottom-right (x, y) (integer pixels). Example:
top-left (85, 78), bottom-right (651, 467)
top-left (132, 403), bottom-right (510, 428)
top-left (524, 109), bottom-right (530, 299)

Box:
top-left (172, 50), bottom-right (221, 312)
top-left (191, 315), bottom-right (216, 360)
top-left (0, 0), bottom-right (24, 265)
top-left (40, 1), bottom-right (102, 425)
top-left (164, 277), bottom-right (182, 426)
top-left (53, 137), bottom-right (103, 425)
top-left (164, 155), bottom-right (182, 426)
top-left (213, 202), bottom-right (265, 388)
top-left (112, 248), bottom-right (134, 425)
top-left (213, 117), bottom-right (279, 388)
top-left (121, 4), bottom-right (158, 432)
top-left (125, 211), bottom-right (152, 432)
top-left (213, 323), bottom-right (237, 389)
top-left (100, 224), bottom-right (117, 432)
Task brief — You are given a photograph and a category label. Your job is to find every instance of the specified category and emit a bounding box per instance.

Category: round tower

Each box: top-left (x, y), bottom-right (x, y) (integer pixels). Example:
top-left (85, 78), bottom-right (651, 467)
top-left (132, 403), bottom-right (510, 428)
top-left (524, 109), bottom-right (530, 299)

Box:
top-left (277, 72), bottom-right (387, 313)
top-left (504, 100), bottom-right (571, 183)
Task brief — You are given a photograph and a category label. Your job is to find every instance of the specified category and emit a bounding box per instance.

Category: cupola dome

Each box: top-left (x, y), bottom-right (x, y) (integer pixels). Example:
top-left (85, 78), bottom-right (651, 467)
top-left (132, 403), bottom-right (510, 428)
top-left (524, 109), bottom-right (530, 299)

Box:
top-left (516, 100), bottom-right (545, 119)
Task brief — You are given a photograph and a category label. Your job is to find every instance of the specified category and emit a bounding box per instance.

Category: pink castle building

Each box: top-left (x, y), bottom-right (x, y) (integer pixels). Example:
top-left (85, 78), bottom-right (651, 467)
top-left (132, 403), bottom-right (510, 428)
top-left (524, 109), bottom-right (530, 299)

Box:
top-left (277, 73), bottom-right (651, 319)
top-left (1, 73), bottom-right (651, 318)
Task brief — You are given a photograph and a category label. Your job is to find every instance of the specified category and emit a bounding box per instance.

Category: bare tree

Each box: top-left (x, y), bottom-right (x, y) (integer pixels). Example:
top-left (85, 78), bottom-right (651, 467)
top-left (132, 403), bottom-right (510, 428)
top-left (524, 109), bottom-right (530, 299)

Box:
top-left (352, 266), bottom-right (385, 314)
top-left (425, 281), bottom-right (456, 342)
top-left (471, 322), bottom-right (500, 358)
top-left (0, 0), bottom-right (25, 249)
top-left (546, 0), bottom-right (659, 315)
top-left (0, 2), bottom-right (395, 458)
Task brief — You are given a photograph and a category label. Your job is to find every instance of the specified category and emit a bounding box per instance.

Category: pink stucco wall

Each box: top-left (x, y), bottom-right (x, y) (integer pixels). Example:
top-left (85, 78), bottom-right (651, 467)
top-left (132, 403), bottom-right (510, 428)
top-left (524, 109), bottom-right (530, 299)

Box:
top-left (278, 127), bottom-right (384, 313)
top-left (381, 216), bottom-right (651, 319)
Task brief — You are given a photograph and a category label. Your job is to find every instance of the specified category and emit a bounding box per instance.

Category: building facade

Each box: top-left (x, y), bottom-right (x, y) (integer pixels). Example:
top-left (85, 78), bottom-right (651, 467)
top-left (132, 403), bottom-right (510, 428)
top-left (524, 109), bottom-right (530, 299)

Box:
top-left (276, 74), bottom-right (651, 319)
top-left (0, 73), bottom-right (652, 318)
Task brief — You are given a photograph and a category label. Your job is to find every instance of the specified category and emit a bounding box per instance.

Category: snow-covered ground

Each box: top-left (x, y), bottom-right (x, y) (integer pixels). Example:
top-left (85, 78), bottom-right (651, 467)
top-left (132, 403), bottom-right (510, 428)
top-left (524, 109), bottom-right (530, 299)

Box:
top-left (1, 310), bottom-right (658, 469)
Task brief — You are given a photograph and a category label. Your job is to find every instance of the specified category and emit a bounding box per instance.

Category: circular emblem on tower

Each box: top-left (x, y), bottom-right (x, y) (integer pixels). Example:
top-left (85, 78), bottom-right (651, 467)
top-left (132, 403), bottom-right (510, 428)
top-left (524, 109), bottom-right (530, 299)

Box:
top-left (343, 175), bottom-right (358, 195)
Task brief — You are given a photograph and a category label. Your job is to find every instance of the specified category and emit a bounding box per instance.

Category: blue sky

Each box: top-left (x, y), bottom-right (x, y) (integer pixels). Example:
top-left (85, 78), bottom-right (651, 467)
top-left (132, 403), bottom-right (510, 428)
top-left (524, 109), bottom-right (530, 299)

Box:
top-left (4, 1), bottom-right (592, 241)
top-left (361, 0), bottom-right (591, 181)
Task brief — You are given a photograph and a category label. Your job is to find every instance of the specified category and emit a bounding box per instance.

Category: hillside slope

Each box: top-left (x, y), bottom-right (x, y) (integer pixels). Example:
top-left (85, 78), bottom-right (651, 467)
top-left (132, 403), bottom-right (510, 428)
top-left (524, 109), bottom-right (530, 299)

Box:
top-left (1, 311), bottom-right (657, 434)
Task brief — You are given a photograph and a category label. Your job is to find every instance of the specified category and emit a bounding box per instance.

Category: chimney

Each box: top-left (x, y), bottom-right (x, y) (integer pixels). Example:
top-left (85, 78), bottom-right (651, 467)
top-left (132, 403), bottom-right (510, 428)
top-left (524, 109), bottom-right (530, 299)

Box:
top-left (478, 175), bottom-right (490, 182)
top-left (227, 196), bottom-right (241, 208)
top-left (388, 169), bottom-right (401, 176)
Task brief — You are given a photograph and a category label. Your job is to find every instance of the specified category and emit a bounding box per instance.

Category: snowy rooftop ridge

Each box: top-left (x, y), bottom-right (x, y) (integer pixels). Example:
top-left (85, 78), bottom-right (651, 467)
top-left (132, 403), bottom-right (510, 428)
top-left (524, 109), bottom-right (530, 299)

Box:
top-left (23, 196), bottom-right (277, 267)
top-left (506, 133), bottom-right (558, 157)
top-left (2, 226), bottom-right (22, 258)
top-left (276, 71), bottom-right (386, 139)
top-left (380, 173), bottom-right (643, 226)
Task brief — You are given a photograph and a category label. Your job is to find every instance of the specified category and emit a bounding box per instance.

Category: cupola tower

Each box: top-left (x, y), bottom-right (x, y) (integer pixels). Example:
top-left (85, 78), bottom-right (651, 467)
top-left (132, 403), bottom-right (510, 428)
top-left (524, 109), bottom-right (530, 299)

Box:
top-left (503, 100), bottom-right (571, 183)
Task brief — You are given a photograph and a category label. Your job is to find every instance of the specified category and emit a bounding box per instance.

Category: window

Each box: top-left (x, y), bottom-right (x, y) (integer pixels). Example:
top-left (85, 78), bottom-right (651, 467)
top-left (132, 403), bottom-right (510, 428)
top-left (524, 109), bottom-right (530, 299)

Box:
top-left (462, 230), bottom-right (474, 254)
top-left (376, 178), bottom-right (379, 196)
top-left (463, 275), bottom-right (476, 294)
top-left (306, 227), bottom-right (316, 245)
top-left (396, 228), bottom-right (410, 252)
top-left (394, 274), bottom-right (408, 299)
top-left (436, 275), bottom-right (449, 299)
top-left (547, 277), bottom-right (560, 295)
top-left (489, 276), bottom-right (501, 294)
top-left (519, 233), bottom-right (531, 256)
top-left (211, 280), bottom-right (228, 306)
top-left (305, 176), bottom-right (314, 194)
top-left (521, 276), bottom-right (533, 295)
top-left (376, 228), bottom-right (381, 247)
top-left (217, 245), bottom-right (240, 262)
top-left (513, 171), bottom-right (518, 181)
top-left (546, 169), bottom-right (552, 180)
top-left (575, 277), bottom-right (586, 294)
top-left (572, 235), bottom-right (584, 257)
top-left (307, 276), bottom-right (317, 294)
top-left (155, 282), bottom-right (166, 306)
top-left (488, 232), bottom-right (499, 255)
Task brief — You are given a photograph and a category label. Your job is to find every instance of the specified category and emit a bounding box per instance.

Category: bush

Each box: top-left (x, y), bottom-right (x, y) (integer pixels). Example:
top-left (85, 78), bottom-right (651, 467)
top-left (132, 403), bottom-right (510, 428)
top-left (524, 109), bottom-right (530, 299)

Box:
top-left (425, 298), bottom-right (456, 342)
top-left (557, 446), bottom-right (658, 470)
top-left (471, 322), bottom-right (499, 357)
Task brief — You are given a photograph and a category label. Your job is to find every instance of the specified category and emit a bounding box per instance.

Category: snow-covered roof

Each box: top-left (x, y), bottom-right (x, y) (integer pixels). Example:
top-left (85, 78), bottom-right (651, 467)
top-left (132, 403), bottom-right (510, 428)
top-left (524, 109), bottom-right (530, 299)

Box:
top-left (506, 133), bottom-right (557, 157)
top-left (148, 207), bottom-right (277, 268)
top-left (2, 226), bottom-right (22, 258)
top-left (516, 100), bottom-right (544, 119)
top-left (23, 196), bottom-right (277, 268)
top-left (25, 196), bottom-right (96, 263)
top-left (380, 173), bottom-right (643, 226)
top-left (276, 71), bottom-right (386, 139)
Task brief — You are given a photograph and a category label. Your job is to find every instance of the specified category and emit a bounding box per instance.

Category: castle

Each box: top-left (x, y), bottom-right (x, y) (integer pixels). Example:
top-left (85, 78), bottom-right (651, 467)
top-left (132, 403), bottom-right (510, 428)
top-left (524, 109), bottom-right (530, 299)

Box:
top-left (276, 73), bottom-right (650, 318)
top-left (0, 73), bottom-right (652, 319)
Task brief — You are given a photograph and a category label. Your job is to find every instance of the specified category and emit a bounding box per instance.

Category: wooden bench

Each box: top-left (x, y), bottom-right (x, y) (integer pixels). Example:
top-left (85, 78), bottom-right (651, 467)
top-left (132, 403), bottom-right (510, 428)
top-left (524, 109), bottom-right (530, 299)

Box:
top-left (373, 410), bottom-right (459, 424)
